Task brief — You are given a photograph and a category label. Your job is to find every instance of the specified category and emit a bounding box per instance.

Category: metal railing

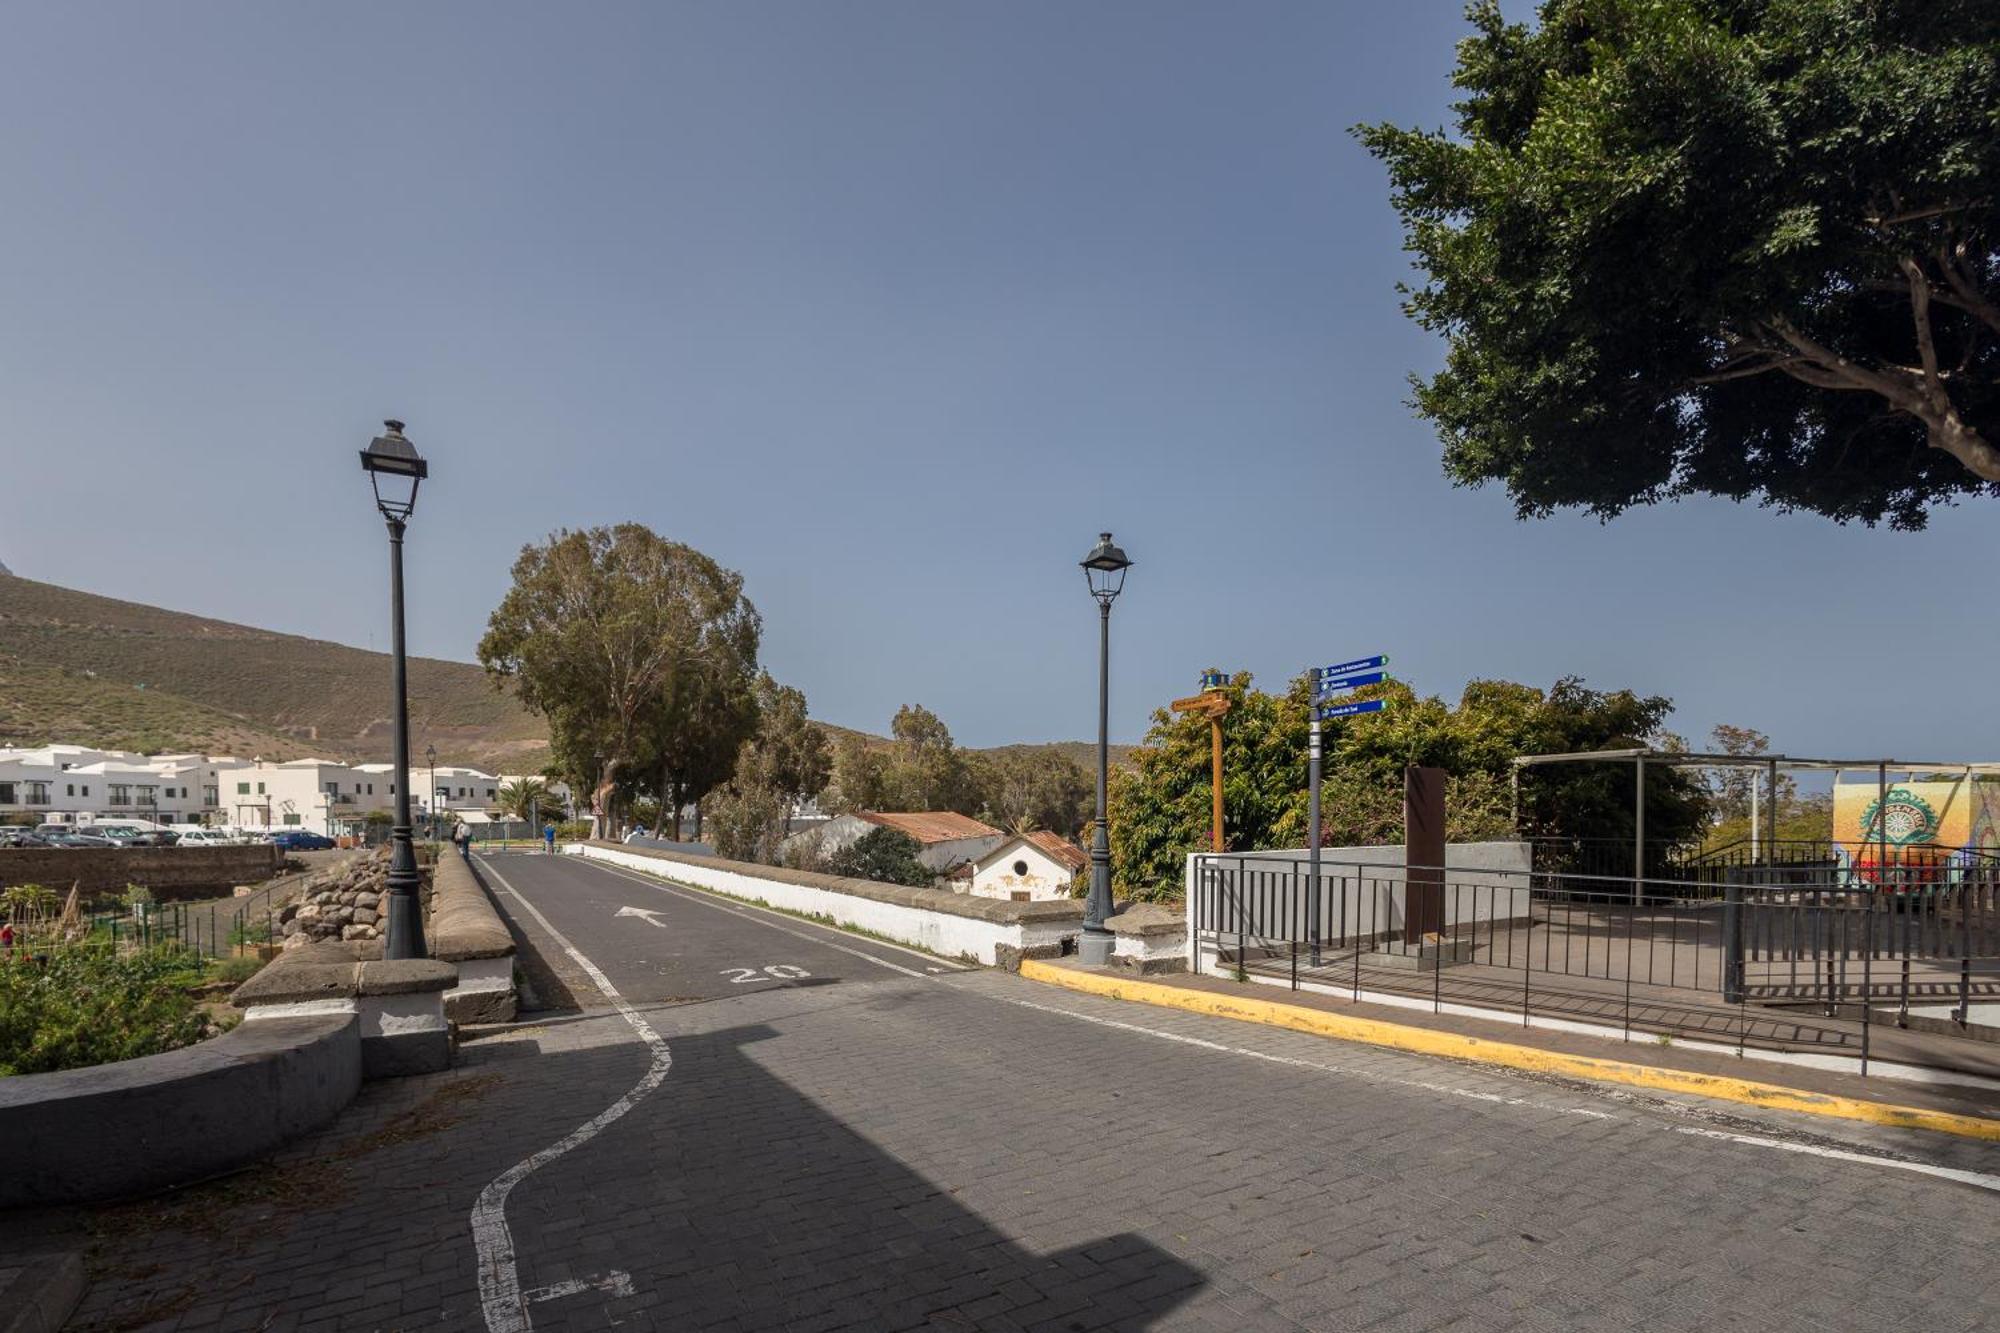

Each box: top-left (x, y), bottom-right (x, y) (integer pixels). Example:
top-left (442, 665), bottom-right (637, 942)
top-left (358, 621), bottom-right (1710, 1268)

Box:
top-left (1189, 852), bottom-right (2000, 1063)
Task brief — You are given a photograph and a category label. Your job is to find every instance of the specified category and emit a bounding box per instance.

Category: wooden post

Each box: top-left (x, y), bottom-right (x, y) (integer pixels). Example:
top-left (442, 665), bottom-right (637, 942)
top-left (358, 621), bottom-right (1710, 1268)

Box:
top-left (1210, 716), bottom-right (1224, 852)
top-left (1171, 690), bottom-right (1233, 855)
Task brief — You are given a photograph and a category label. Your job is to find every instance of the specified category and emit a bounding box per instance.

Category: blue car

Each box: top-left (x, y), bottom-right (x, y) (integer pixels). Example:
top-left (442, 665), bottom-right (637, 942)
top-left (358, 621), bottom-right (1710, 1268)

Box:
top-left (268, 830), bottom-right (337, 851)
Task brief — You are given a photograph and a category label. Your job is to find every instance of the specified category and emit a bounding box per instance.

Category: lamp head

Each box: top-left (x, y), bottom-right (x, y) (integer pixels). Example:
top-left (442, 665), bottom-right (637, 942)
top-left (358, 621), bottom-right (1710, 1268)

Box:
top-left (360, 419), bottom-right (428, 521)
top-left (1080, 532), bottom-right (1131, 606)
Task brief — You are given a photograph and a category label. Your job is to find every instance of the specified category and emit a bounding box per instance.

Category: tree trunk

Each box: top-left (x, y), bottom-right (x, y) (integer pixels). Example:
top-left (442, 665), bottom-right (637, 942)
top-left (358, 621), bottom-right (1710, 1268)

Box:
top-left (693, 799), bottom-right (703, 841)
top-left (592, 757), bottom-right (623, 842)
top-left (670, 783), bottom-right (684, 841)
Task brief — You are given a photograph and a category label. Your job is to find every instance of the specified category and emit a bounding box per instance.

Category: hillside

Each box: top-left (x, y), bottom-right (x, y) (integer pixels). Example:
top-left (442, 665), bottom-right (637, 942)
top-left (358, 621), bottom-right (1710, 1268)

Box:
top-left (0, 573), bottom-right (547, 768)
top-left (0, 573), bottom-right (1130, 775)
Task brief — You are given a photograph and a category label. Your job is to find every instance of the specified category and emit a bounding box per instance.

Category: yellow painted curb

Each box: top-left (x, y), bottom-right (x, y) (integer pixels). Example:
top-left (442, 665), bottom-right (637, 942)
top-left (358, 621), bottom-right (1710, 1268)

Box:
top-left (1017, 959), bottom-right (2000, 1143)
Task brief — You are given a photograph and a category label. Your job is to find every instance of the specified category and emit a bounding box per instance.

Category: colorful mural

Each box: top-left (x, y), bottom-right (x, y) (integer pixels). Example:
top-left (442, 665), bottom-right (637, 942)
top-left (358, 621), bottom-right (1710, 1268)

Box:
top-left (1831, 775), bottom-right (2000, 883)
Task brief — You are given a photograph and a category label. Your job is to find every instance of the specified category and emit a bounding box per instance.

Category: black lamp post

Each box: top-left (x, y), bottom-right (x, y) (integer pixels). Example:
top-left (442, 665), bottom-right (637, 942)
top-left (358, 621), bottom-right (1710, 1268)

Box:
top-left (1079, 532), bottom-right (1132, 966)
top-left (360, 420), bottom-right (429, 960)
top-left (425, 744), bottom-right (438, 840)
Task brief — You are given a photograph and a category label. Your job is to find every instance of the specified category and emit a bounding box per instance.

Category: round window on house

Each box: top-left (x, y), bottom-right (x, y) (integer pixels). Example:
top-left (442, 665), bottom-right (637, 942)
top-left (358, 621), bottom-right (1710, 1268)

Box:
top-left (1012, 860), bottom-right (1029, 877)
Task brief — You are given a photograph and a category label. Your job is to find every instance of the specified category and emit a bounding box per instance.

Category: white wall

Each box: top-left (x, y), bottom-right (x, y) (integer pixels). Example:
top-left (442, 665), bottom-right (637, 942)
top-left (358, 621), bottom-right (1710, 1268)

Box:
top-left (970, 840), bottom-right (1079, 901)
top-left (573, 843), bottom-right (1076, 966)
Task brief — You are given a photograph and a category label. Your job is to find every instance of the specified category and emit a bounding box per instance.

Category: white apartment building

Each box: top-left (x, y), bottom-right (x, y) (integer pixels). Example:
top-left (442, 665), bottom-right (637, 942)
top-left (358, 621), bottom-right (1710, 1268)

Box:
top-left (222, 759), bottom-right (394, 834)
top-left (1, 742), bottom-right (571, 833)
top-left (0, 744), bottom-right (215, 825)
top-left (355, 762), bottom-right (499, 818)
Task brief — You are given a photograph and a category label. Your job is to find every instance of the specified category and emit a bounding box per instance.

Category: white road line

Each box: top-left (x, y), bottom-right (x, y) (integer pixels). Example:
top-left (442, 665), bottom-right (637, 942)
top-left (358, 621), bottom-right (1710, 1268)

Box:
top-left (471, 858), bottom-right (674, 1333)
top-left (525, 1271), bottom-right (635, 1304)
top-left (575, 857), bottom-right (945, 979)
top-left (988, 993), bottom-right (2000, 1195)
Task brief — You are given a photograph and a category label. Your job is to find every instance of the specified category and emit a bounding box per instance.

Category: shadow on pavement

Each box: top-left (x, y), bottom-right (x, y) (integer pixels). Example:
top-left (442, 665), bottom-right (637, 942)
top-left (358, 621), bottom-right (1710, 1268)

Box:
top-left (515, 1021), bottom-right (1206, 1331)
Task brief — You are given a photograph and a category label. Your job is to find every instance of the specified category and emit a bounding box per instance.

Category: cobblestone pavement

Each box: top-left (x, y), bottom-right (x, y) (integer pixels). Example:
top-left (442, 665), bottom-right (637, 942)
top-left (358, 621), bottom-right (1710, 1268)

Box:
top-left (15, 851), bottom-right (1998, 1333)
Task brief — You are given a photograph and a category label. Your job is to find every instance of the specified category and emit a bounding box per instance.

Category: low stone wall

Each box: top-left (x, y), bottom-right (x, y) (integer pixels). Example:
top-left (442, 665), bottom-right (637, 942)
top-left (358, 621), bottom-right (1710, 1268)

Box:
top-left (0, 1014), bottom-right (361, 1207)
top-left (1108, 903), bottom-right (1188, 975)
top-left (233, 943), bottom-right (458, 1078)
top-left (0, 845), bottom-right (286, 901)
top-left (431, 853), bottom-right (517, 1024)
top-left (573, 841), bottom-right (1083, 968)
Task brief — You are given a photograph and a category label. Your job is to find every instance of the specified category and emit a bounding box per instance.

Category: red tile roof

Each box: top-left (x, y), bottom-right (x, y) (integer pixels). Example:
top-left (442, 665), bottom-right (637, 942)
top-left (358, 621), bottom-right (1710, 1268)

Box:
top-left (858, 810), bottom-right (1003, 844)
top-left (1024, 830), bottom-right (1089, 873)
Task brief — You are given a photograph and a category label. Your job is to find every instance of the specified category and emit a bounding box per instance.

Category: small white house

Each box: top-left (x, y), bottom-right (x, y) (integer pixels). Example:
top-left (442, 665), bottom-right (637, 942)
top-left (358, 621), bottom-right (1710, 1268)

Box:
top-left (968, 831), bottom-right (1088, 902)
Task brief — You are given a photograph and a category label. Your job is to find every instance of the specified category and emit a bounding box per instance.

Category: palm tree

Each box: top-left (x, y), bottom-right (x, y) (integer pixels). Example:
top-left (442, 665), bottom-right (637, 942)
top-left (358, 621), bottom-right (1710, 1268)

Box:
top-left (497, 778), bottom-right (550, 824)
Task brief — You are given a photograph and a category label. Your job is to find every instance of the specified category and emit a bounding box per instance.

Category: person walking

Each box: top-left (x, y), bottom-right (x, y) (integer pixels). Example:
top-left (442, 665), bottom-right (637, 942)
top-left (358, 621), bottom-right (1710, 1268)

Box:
top-left (452, 820), bottom-right (471, 862)
top-left (542, 821), bottom-right (557, 855)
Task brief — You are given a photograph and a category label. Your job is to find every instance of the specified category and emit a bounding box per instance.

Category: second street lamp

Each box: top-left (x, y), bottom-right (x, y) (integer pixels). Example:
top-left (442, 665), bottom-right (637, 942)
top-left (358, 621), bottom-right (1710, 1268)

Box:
top-left (425, 744), bottom-right (438, 840)
top-left (1079, 532), bottom-right (1132, 967)
top-left (360, 419), bottom-right (429, 961)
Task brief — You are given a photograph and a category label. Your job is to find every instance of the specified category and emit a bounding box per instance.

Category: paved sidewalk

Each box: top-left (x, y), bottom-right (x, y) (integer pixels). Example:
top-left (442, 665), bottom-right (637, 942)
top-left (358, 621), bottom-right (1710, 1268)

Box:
top-left (1025, 959), bottom-right (2000, 1134)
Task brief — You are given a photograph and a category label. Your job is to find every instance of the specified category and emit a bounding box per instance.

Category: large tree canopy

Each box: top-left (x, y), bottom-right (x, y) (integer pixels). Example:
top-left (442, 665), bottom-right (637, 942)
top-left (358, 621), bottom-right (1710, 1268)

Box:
top-left (1359, 0), bottom-right (2000, 528)
top-left (478, 524), bottom-right (761, 834)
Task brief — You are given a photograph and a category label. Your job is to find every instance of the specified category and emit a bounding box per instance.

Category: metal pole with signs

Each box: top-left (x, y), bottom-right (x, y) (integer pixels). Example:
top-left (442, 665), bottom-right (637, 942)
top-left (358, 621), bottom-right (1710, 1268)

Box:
top-left (1308, 656), bottom-right (1389, 965)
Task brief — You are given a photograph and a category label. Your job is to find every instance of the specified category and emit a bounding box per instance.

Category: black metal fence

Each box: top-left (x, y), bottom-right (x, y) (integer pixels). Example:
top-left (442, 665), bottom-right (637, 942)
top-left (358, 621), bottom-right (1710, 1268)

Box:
top-left (1189, 852), bottom-right (2000, 1061)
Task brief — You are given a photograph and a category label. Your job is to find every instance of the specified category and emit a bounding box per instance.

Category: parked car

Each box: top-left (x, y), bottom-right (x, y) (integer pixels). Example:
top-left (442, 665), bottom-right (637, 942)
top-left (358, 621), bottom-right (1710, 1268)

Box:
top-left (44, 832), bottom-right (116, 848)
top-left (268, 830), bottom-right (337, 851)
top-left (173, 828), bottom-right (232, 847)
top-left (0, 829), bottom-right (52, 848)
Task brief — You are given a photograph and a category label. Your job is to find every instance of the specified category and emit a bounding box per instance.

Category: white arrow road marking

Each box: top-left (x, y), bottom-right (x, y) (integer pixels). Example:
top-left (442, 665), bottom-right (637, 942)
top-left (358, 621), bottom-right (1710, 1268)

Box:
top-left (525, 1271), bottom-right (635, 1304)
top-left (472, 859), bottom-right (673, 1332)
top-left (614, 905), bottom-right (668, 928)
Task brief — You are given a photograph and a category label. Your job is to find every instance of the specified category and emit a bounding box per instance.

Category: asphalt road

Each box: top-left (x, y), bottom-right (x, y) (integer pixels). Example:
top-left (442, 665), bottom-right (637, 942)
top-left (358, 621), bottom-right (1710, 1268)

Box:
top-left (29, 849), bottom-right (2000, 1333)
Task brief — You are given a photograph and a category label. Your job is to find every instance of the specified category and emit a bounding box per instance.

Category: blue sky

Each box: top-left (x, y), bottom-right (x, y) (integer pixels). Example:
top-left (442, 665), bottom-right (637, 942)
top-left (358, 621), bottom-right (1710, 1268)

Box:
top-left (1, 3), bottom-right (1991, 761)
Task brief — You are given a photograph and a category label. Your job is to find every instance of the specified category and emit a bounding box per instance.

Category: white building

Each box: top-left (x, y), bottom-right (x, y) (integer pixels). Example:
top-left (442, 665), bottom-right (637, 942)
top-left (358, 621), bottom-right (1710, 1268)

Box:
top-left (0, 744), bottom-right (221, 826)
top-left (221, 759), bottom-right (393, 834)
top-left (362, 763), bottom-right (501, 818)
top-left (968, 831), bottom-right (1088, 902)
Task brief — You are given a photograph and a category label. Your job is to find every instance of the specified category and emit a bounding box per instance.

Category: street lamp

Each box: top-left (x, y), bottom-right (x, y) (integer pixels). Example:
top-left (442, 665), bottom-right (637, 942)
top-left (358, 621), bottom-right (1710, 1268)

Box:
top-left (425, 744), bottom-right (438, 840)
top-left (1079, 532), bottom-right (1132, 966)
top-left (360, 420), bottom-right (429, 960)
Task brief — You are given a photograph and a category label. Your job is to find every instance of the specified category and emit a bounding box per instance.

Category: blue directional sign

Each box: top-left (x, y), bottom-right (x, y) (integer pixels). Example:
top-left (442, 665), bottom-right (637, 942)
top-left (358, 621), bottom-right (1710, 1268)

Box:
top-left (1315, 655), bottom-right (1386, 679)
top-left (1315, 670), bottom-right (1385, 695)
top-left (1316, 698), bottom-right (1387, 722)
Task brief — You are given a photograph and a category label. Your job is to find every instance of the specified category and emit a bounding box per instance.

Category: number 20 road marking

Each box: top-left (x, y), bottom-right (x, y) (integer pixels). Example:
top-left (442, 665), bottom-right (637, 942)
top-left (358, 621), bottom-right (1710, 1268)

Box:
top-left (721, 964), bottom-right (812, 984)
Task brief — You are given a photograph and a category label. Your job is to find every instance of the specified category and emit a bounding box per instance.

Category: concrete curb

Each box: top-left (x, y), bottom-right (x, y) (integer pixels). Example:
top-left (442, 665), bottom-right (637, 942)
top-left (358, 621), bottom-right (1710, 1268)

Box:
top-left (0, 1252), bottom-right (83, 1333)
top-left (1018, 959), bottom-right (2000, 1143)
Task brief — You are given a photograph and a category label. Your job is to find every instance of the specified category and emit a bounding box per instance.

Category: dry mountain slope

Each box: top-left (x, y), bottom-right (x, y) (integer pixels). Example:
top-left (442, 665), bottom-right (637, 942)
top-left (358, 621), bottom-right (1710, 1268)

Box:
top-left (0, 573), bottom-right (546, 767)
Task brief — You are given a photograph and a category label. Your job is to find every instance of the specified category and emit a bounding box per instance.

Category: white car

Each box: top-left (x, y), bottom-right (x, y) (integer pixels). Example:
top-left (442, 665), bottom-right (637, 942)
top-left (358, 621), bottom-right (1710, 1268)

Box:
top-left (173, 828), bottom-right (233, 847)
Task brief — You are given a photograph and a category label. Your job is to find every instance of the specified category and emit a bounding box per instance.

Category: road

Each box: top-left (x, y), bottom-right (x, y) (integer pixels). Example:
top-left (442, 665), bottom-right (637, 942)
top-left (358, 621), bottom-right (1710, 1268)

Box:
top-left (40, 850), bottom-right (2000, 1332)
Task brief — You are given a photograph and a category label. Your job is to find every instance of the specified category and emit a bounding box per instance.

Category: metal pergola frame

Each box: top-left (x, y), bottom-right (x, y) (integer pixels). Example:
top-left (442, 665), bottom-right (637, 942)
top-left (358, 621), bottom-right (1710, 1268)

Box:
top-left (1509, 748), bottom-right (2000, 882)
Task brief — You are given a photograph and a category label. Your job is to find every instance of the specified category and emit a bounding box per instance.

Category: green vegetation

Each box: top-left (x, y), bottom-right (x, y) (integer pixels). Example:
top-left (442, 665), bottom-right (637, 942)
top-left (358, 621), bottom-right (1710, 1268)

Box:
top-left (819, 704), bottom-right (1093, 838)
top-left (0, 572), bottom-right (547, 767)
top-left (824, 827), bottom-right (932, 887)
top-left (707, 677), bottom-right (833, 862)
top-left (0, 947), bottom-right (211, 1076)
top-left (1359, 1), bottom-right (2000, 527)
top-left (1109, 671), bottom-right (1710, 900)
top-left (478, 524), bottom-right (764, 835)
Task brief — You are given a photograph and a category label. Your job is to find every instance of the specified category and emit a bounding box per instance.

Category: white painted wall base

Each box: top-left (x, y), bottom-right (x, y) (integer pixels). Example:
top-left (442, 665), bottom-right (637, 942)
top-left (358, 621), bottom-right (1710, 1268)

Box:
top-left (574, 843), bottom-right (1075, 967)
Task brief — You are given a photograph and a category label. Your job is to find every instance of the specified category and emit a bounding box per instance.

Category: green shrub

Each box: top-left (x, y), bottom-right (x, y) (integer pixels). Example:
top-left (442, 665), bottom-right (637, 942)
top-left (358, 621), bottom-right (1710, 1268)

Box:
top-left (207, 954), bottom-right (266, 987)
top-left (0, 946), bottom-right (209, 1076)
top-left (825, 828), bottom-right (933, 888)
top-left (555, 820), bottom-right (592, 841)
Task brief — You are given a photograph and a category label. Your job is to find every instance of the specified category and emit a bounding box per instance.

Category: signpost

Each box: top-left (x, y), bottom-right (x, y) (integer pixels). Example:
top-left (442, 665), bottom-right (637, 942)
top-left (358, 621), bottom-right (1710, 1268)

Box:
top-left (1172, 671), bottom-right (1233, 852)
top-left (1307, 655), bottom-right (1390, 964)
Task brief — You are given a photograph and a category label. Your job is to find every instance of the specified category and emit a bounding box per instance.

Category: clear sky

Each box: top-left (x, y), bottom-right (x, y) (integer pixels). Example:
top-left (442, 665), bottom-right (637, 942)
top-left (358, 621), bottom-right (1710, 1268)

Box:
top-left (1, 3), bottom-right (1991, 761)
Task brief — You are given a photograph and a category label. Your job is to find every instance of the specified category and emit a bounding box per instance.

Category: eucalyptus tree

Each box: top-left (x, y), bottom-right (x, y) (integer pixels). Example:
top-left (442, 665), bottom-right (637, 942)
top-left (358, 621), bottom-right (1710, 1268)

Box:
top-left (479, 524), bottom-right (761, 837)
